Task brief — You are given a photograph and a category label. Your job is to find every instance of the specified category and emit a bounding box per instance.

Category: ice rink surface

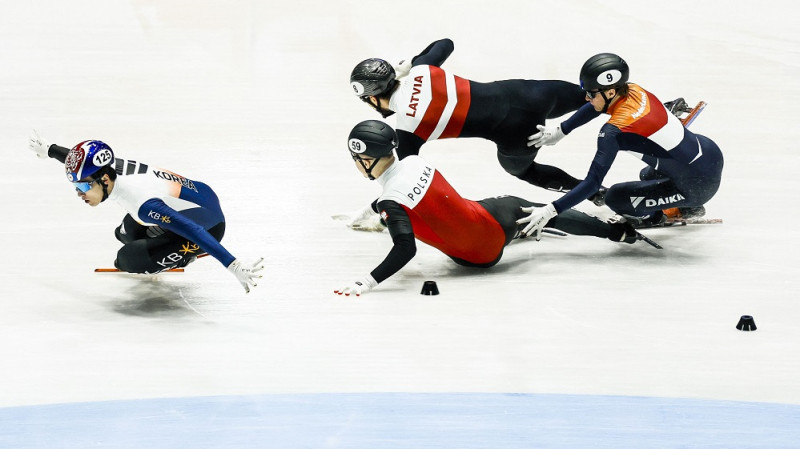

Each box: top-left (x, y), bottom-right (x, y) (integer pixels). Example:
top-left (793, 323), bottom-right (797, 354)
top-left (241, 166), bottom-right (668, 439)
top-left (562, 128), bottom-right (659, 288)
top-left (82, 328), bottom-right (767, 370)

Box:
top-left (2, 0), bottom-right (800, 447)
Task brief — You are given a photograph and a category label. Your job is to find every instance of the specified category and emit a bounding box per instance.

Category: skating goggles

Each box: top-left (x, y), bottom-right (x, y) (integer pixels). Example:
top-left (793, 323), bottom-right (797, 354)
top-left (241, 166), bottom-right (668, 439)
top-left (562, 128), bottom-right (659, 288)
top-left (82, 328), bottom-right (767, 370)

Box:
top-left (585, 89), bottom-right (602, 99)
top-left (73, 180), bottom-right (95, 193)
top-left (350, 152), bottom-right (375, 162)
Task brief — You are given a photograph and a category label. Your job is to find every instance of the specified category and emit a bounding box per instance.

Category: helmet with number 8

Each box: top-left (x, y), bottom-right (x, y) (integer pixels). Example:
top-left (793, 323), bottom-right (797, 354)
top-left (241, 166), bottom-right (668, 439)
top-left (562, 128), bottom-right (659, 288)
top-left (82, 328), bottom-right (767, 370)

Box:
top-left (579, 53), bottom-right (629, 91)
top-left (350, 58), bottom-right (397, 98)
top-left (347, 120), bottom-right (397, 159)
top-left (65, 140), bottom-right (115, 182)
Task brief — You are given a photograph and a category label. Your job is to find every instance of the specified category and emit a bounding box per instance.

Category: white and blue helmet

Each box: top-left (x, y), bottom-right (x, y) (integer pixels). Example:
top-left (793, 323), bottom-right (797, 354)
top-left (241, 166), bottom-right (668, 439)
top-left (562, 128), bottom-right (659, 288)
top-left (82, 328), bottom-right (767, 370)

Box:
top-left (65, 140), bottom-right (115, 182)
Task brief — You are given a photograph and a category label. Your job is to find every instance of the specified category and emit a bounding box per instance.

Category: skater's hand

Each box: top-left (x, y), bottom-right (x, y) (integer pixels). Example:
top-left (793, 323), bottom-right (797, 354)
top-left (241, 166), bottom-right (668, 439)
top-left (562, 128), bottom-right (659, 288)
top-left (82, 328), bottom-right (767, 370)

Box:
top-left (28, 129), bottom-right (51, 158)
top-left (227, 258), bottom-right (264, 293)
top-left (516, 203), bottom-right (558, 240)
top-left (334, 275), bottom-right (377, 297)
top-left (393, 59), bottom-right (412, 79)
top-left (527, 125), bottom-right (565, 148)
top-left (332, 204), bottom-right (386, 232)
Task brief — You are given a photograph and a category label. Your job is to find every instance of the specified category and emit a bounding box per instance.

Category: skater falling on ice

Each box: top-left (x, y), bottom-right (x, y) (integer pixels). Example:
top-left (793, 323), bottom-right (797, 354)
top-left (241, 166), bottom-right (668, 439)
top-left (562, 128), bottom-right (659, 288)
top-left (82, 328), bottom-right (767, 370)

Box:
top-left (334, 120), bottom-right (655, 297)
top-left (28, 131), bottom-right (264, 293)
top-left (349, 38), bottom-right (593, 195)
top-left (519, 53), bottom-right (724, 238)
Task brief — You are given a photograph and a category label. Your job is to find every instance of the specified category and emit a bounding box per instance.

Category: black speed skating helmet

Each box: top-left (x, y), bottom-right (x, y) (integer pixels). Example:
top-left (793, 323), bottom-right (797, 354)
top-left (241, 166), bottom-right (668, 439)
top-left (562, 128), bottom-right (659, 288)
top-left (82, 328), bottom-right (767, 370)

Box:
top-left (348, 120), bottom-right (397, 158)
top-left (350, 58), bottom-right (397, 98)
top-left (579, 53), bottom-right (629, 91)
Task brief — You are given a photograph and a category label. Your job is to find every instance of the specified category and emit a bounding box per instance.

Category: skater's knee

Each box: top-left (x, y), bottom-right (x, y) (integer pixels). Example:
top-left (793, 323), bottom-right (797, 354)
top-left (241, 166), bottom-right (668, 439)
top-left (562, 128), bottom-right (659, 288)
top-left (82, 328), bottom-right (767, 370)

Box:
top-left (115, 244), bottom-right (149, 273)
top-left (603, 186), bottom-right (633, 214)
top-left (114, 257), bottom-right (147, 274)
top-left (496, 147), bottom-right (534, 176)
top-left (497, 157), bottom-right (530, 178)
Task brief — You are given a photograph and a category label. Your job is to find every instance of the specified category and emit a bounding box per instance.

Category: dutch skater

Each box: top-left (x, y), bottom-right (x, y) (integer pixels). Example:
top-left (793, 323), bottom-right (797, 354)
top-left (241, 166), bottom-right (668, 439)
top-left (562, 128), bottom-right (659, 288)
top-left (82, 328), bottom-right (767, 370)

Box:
top-left (28, 131), bottom-right (264, 293)
top-left (519, 53), bottom-right (724, 238)
top-left (334, 121), bottom-right (652, 297)
top-left (349, 38), bottom-right (590, 194)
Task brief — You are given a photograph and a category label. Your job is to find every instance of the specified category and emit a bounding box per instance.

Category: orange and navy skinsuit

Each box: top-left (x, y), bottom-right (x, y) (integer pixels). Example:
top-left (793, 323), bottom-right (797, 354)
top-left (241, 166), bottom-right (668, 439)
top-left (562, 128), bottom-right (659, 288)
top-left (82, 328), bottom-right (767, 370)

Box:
top-left (551, 83), bottom-right (723, 216)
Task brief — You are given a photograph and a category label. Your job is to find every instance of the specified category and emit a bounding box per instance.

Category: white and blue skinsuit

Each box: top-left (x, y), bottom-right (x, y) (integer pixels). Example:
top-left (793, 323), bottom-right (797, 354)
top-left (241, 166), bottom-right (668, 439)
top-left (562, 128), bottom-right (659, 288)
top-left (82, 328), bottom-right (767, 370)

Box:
top-left (49, 144), bottom-right (234, 273)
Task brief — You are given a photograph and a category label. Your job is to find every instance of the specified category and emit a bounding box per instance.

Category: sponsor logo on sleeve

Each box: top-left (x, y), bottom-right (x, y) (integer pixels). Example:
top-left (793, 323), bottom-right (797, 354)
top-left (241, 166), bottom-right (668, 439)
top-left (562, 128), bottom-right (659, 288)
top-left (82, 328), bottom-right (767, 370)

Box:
top-left (147, 210), bottom-right (171, 223)
top-left (153, 170), bottom-right (199, 192)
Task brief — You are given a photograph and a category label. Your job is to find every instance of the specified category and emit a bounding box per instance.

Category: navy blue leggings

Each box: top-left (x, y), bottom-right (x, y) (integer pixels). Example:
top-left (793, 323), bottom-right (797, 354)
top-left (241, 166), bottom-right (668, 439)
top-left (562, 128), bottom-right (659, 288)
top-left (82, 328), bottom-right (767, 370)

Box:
top-left (113, 214), bottom-right (225, 274)
top-left (604, 136), bottom-right (723, 216)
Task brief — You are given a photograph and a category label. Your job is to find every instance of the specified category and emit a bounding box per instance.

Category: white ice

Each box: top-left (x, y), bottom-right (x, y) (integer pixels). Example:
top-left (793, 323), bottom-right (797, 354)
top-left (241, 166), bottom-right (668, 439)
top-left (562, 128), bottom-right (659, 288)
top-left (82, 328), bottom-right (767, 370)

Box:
top-left (1, 1), bottom-right (799, 447)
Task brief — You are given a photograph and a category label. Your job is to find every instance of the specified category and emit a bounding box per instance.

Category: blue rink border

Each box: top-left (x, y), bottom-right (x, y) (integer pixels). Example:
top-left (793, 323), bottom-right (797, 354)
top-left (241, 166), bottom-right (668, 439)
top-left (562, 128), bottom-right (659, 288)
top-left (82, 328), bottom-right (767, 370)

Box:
top-left (1, 392), bottom-right (799, 449)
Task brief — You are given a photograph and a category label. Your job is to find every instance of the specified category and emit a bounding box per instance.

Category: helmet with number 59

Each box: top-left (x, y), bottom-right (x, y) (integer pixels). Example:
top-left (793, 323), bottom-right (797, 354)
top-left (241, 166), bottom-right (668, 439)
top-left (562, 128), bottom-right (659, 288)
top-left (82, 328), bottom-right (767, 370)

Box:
top-left (65, 140), bottom-right (115, 182)
top-left (347, 120), bottom-right (397, 181)
top-left (347, 120), bottom-right (397, 159)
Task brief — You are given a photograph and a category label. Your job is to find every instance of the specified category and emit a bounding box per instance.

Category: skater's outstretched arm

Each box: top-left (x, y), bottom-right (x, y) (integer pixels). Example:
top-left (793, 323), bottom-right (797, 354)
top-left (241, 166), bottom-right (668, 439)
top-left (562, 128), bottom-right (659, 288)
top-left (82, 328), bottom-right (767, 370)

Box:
top-left (411, 38), bottom-right (454, 67)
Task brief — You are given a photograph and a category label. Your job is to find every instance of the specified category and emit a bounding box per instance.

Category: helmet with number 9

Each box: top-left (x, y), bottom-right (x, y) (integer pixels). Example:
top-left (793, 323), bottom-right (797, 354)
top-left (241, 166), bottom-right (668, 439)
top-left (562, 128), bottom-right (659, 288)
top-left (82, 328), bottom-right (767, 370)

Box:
top-left (65, 140), bottom-right (115, 182)
top-left (579, 53), bottom-right (629, 91)
top-left (348, 120), bottom-right (397, 159)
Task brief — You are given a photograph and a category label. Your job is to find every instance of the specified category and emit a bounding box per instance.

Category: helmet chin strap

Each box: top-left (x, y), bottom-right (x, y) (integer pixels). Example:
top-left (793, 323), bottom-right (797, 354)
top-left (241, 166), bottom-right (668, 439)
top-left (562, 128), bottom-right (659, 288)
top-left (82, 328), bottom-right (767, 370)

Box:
top-left (599, 90), bottom-right (615, 113)
top-left (356, 156), bottom-right (382, 180)
top-left (361, 96), bottom-right (395, 119)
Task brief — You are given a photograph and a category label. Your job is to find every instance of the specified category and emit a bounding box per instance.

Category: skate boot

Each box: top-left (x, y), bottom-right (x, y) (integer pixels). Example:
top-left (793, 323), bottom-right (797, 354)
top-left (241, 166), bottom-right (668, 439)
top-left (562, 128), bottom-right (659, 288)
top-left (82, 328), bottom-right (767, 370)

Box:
top-left (621, 210), bottom-right (666, 229)
top-left (178, 256), bottom-right (197, 268)
top-left (176, 252), bottom-right (206, 268)
top-left (663, 206), bottom-right (706, 220)
top-left (608, 222), bottom-right (663, 249)
top-left (609, 222), bottom-right (639, 244)
top-left (588, 187), bottom-right (607, 207)
top-left (664, 98), bottom-right (691, 116)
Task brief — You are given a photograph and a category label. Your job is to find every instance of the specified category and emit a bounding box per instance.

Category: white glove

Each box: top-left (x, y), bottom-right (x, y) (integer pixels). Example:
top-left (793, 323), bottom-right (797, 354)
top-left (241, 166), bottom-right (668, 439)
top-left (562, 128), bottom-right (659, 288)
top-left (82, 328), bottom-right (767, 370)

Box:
top-left (332, 205), bottom-right (386, 232)
top-left (227, 258), bottom-right (264, 293)
top-left (527, 124), bottom-right (565, 148)
top-left (334, 275), bottom-right (378, 297)
top-left (516, 203), bottom-right (558, 240)
top-left (28, 129), bottom-right (51, 158)
top-left (393, 59), bottom-right (412, 79)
